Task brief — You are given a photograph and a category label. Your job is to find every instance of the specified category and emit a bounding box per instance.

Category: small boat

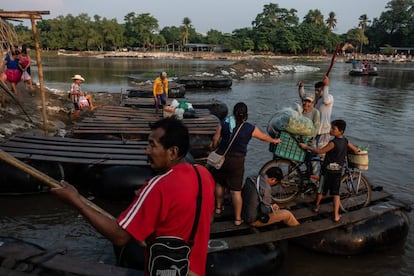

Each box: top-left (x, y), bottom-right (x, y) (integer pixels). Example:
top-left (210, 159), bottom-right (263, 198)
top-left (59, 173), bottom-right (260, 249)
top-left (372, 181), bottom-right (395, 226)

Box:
top-left (176, 76), bottom-right (232, 89)
top-left (349, 68), bottom-right (379, 76)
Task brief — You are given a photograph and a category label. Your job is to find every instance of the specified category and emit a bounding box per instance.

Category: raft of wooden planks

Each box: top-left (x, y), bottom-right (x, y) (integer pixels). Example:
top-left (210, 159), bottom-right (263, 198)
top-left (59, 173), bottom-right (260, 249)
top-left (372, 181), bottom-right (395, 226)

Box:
top-left (208, 190), bottom-right (410, 252)
top-left (0, 134), bottom-right (149, 166)
top-left (121, 97), bottom-right (224, 109)
top-left (72, 106), bottom-right (219, 142)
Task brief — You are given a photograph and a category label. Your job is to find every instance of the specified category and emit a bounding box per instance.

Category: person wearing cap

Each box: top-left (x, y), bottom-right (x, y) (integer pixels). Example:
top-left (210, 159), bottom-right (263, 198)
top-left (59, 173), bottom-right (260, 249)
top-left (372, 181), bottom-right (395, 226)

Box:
top-left (153, 72), bottom-right (168, 113)
top-left (298, 80), bottom-right (323, 178)
top-left (297, 82), bottom-right (320, 135)
top-left (70, 74), bottom-right (95, 122)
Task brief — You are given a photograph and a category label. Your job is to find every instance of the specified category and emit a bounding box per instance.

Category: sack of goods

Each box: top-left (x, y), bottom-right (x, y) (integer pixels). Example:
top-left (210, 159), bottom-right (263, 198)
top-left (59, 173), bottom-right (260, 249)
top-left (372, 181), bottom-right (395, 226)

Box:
top-left (267, 107), bottom-right (315, 137)
top-left (163, 105), bottom-right (175, 118)
top-left (206, 151), bottom-right (225, 170)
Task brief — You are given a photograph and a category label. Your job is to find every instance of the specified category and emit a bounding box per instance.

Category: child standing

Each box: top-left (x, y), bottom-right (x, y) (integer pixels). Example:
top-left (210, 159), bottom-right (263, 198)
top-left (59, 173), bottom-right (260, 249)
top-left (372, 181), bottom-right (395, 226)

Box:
top-left (19, 46), bottom-right (34, 92)
top-left (300, 119), bottom-right (360, 222)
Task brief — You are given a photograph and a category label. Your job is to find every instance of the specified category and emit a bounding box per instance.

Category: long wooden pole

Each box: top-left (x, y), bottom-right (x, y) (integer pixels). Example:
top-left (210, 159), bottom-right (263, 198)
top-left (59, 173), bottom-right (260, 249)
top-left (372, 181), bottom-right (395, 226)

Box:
top-left (326, 43), bottom-right (341, 77)
top-left (0, 149), bottom-right (115, 220)
top-left (30, 15), bottom-right (48, 136)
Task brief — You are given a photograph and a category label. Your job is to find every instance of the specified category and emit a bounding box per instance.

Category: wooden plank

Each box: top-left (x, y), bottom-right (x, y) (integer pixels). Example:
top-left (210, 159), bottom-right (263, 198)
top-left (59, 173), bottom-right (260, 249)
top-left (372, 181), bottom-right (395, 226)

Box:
top-left (122, 98), bottom-right (222, 109)
top-left (0, 134), bottom-right (150, 166)
top-left (0, 146), bottom-right (146, 160)
top-left (73, 129), bottom-right (215, 135)
top-left (1, 143), bottom-right (146, 155)
top-left (4, 152), bottom-right (149, 166)
top-left (208, 200), bottom-right (403, 252)
top-left (10, 134), bottom-right (148, 146)
top-left (210, 190), bottom-right (391, 234)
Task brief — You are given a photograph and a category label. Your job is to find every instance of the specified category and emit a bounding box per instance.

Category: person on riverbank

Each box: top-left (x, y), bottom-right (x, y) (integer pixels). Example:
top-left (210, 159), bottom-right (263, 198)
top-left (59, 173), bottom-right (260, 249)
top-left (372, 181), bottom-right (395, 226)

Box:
top-left (19, 46), bottom-right (34, 92)
top-left (2, 49), bottom-right (21, 95)
top-left (51, 117), bottom-right (215, 276)
top-left (300, 119), bottom-right (360, 222)
top-left (153, 71), bottom-right (168, 113)
top-left (69, 74), bottom-right (95, 122)
top-left (210, 102), bottom-right (281, 226)
top-left (242, 167), bottom-right (300, 227)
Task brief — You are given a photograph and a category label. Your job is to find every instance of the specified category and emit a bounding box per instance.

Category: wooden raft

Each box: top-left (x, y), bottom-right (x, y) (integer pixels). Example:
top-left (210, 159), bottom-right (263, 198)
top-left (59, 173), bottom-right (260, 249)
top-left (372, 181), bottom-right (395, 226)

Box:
top-left (208, 190), bottom-right (410, 252)
top-left (72, 106), bottom-right (219, 139)
top-left (122, 97), bottom-right (224, 109)
top-left (0, 134), bottom-right (149, 166)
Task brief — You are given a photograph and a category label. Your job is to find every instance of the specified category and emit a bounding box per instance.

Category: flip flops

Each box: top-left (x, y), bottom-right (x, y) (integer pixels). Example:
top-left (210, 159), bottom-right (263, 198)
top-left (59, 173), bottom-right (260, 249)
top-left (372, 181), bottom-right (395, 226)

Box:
top-left (233, 219), bottom-right (244, 226)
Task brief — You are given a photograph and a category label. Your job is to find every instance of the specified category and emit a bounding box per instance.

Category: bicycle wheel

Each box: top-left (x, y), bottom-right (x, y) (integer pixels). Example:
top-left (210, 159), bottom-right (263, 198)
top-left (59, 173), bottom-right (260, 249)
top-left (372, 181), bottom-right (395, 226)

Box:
top-left (339, 170), bottom-right (372, 212)
top-left (259, 159), bottom-right (301, 203)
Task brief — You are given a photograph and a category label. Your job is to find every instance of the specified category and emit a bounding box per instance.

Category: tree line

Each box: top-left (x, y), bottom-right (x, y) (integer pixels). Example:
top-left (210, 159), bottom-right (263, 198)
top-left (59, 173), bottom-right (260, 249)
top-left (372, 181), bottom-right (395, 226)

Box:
top-left (12, 0), bottom-right (414, 55)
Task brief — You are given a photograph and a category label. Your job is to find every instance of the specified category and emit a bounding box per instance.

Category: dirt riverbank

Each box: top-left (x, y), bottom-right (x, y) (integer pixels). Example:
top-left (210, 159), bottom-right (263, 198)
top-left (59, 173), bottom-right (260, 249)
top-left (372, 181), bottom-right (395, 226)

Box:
top-left (0, 86), bottom-right (121, 142)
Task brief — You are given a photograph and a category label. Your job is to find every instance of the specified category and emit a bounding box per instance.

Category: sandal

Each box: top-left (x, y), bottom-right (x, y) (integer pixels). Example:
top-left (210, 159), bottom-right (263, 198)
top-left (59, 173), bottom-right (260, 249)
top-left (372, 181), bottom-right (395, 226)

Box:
top-left (215, 206), bottom-right (224, 216)
top-left (312, 205), bottom-right (320, 213)
top-left (333, 215), bottom-right (342, 223)
top-left (233, 219), bottom-right (244, 226)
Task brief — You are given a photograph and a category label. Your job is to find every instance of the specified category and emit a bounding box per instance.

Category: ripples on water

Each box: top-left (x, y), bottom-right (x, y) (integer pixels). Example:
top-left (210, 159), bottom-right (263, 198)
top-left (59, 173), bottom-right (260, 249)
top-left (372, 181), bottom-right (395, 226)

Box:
top-left (1, 58), bottom-right (414, 275)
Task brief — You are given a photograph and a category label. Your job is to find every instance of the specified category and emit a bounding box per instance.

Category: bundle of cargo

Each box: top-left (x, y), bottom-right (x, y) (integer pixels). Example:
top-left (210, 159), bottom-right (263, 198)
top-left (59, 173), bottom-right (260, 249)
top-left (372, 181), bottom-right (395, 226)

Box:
top-left (267, 107), bottom-right (315, 138)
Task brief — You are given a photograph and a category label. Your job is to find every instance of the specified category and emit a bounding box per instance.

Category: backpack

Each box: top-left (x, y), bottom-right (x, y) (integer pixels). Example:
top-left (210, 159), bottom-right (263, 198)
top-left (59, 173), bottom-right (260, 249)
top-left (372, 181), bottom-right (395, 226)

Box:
top-left (242, 175), bottom-right (270, 224)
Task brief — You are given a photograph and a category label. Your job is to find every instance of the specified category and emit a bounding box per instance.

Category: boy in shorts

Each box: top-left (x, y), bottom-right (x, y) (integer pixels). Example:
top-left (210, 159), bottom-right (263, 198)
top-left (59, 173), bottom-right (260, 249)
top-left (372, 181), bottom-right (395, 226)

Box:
top-left (300, 119), bottom-right (360, 222)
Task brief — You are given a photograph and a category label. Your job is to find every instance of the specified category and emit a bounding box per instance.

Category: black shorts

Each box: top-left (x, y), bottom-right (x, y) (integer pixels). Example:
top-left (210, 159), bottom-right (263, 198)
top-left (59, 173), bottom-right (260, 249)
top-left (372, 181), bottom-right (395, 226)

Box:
top-left (321, 170), bottom-right (341, 195)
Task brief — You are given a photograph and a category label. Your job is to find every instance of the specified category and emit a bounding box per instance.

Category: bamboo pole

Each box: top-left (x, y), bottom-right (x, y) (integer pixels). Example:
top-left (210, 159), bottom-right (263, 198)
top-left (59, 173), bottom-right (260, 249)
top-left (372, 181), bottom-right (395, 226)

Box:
top-left (0, 149), bottom-right (115, 220)
top-left (326, 43), bottom-right (341, 77)
top-left (30, 15), bottom-right (48, 136)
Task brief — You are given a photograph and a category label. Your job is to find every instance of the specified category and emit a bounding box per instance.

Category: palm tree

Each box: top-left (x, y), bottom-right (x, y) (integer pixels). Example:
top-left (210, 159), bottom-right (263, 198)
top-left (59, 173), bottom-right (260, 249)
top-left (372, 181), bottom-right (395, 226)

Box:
top-left (181, 17), bottom-right (191, 45)
top-left (358, 14), bottom-right (371, 33)
top-left (304, 9), bottom-right (324, 25)
top-left (358, 14), bottom-right (371, 54)
top-left (326, 11), bottom-right (337, 30)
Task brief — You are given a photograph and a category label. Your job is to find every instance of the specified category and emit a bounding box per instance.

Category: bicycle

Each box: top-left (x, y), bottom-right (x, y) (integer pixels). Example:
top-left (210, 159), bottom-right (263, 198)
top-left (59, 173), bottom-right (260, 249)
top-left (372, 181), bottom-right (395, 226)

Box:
top-left (259, 131), bottom-right (372, 212)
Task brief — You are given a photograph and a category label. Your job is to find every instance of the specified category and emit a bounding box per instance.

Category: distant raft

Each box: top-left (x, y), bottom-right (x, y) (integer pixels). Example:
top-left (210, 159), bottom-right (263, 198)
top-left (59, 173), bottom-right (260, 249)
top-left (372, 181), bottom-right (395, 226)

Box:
top-left (176, 76), bottom-right (232, 89)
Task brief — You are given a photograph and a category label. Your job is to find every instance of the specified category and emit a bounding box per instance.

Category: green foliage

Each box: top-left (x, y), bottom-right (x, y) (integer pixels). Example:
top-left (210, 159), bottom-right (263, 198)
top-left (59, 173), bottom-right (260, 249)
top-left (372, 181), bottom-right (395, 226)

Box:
top-left (12, 1), bottom-right (412, 55)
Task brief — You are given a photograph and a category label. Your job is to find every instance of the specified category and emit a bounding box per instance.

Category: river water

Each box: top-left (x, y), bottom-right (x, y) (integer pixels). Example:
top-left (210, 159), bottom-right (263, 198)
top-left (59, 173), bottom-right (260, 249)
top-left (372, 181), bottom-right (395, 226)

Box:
top-left (1, 56), bottom-right (413, 275)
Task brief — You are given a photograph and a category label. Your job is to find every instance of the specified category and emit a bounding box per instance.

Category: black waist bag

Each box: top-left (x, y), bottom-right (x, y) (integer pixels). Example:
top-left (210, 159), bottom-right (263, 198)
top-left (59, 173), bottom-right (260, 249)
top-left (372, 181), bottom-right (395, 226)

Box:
top-left (148, 237), bottom-right (190, 276)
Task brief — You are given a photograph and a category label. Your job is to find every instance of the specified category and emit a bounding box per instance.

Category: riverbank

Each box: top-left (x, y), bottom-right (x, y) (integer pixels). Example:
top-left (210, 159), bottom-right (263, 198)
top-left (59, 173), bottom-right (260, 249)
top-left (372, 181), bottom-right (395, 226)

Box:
top-left (56, 49), bottom-right (330, 62)
top-left (0, 86), bottom-right (121, 142)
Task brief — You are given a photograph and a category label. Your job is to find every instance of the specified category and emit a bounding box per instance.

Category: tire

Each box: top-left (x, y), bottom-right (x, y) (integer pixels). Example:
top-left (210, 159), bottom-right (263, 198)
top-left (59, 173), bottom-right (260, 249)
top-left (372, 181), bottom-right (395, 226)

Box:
top-left (339, 171), bottom-right (371, 212)
top-left (259, 159), bottom-right (301, 203)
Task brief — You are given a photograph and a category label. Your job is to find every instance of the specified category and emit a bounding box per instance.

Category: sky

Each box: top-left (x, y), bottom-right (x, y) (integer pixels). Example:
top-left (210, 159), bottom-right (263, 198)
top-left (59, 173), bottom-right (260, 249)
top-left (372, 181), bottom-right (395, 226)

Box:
top-left (5, 0), bottom-right (391, 34)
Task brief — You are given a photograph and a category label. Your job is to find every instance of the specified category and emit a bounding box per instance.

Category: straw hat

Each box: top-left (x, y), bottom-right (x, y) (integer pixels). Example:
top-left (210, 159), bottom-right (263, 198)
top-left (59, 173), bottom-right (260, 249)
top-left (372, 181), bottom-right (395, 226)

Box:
top-left (71, 74), bottom-right (85, 81)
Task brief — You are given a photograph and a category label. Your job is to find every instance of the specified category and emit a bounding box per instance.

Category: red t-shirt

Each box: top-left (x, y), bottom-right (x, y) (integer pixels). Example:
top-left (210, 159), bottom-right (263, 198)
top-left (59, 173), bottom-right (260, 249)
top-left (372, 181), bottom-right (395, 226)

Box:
top-left (117, 163), bottom-right (215, 276)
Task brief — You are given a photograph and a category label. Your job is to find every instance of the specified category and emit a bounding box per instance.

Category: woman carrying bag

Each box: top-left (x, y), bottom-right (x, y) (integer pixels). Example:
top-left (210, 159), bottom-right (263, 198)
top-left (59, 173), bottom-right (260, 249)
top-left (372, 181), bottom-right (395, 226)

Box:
top-left (209, 102), bottom-right (281, 226)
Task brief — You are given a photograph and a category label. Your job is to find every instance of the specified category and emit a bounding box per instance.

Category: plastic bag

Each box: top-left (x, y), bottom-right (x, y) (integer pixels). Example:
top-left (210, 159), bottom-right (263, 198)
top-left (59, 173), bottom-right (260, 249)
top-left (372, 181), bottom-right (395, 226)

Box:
top-left (78, 96), bottom-right (89, 108)
top-left (267, 107), bottom-right (315, 137)
top-left (21, 71), bottom-right (31, 81)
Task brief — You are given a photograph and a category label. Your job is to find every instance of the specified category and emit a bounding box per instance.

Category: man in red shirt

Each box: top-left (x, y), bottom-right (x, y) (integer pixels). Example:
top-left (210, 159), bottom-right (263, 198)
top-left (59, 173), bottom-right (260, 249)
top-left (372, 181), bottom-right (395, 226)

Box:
top-left (52, 117), bottom-right (215, 276)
